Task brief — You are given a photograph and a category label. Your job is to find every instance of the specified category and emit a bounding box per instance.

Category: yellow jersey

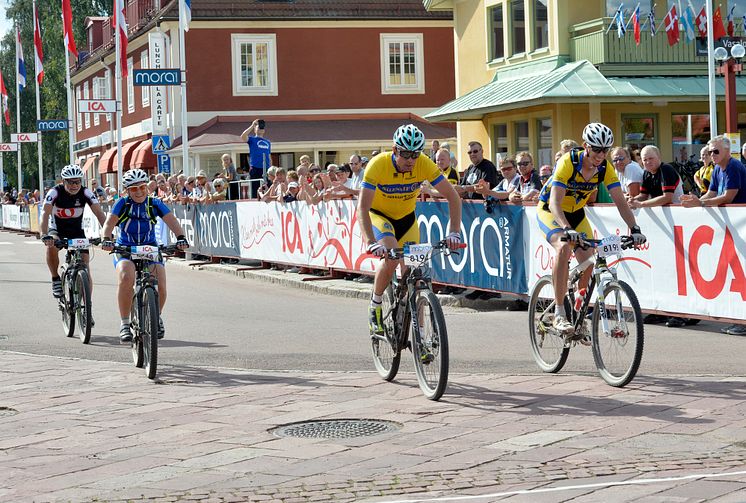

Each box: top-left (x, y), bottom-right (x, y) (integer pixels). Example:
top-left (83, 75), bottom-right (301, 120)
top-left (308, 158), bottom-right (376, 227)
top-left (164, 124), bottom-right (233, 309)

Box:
top-left (538, 150), bottom-right (621, 213)
top-left (361, 152), bottom-right (444, 220)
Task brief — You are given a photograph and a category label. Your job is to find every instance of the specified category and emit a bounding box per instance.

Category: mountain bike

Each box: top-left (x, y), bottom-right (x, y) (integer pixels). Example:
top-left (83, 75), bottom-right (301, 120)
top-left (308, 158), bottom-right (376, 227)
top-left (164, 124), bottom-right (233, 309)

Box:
top-left (371, 240), bottom-right (466, 400)
top-left (56, 237), bottom-right (101, 344)
top-left (111, 244), bottom-right (178, 380)
top-left (528, 234), bottom-right (644, 387)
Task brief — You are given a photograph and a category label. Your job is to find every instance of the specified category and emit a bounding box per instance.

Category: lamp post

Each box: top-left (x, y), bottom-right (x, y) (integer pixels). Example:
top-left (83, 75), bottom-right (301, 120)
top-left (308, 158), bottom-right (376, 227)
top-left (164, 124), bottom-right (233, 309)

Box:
top-left (714, 43), bottom-right (745, 134)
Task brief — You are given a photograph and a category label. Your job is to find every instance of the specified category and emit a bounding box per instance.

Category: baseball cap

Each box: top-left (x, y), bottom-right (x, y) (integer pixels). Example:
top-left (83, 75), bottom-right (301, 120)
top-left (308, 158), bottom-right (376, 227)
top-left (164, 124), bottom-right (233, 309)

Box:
top-left (196, 170), bottom-right (207, 178)
top-left (288, 181), bottom-right (299, 188)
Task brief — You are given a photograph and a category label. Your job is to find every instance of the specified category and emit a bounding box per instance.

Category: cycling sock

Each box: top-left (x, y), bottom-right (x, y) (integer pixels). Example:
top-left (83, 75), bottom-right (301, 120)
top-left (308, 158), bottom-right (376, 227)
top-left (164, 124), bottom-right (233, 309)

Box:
top-left (555, 304), bottom-right (566, 318)
top-left (371, 293), bottom-right (382, 304)
top-left (121, 317), bottom-right (130, 326)
top-left (52, 276), bottom-right (60, 281)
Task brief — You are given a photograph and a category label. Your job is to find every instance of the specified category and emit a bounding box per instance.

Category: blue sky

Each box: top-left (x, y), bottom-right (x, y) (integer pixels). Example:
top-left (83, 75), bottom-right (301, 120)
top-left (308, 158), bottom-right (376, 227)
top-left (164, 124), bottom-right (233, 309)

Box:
top-left (0, 1), bottom-right (10, 40)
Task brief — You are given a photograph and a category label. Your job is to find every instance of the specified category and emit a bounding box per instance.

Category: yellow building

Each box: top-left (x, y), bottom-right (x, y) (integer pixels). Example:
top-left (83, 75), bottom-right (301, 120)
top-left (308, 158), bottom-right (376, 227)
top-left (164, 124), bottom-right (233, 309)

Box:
top-left (424, 0), bottom-right (746, 166)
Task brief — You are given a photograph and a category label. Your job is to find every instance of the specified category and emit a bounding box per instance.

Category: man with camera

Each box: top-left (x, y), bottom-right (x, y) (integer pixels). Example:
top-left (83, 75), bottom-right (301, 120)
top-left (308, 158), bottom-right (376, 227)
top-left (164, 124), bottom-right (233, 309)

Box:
top-left (240, 119), bottom-right (272, 198)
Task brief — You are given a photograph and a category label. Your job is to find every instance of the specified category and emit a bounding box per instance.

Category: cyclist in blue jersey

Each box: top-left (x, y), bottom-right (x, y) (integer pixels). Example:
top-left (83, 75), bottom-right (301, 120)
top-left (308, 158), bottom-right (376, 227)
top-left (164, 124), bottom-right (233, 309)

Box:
top-left (100, 169), bottom-right (189, 343)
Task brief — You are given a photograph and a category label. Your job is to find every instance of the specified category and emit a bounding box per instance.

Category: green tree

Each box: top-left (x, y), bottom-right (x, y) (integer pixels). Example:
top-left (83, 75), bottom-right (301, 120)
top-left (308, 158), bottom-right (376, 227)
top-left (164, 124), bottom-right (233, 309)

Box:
top-left (1, 0), bottom-right (108, 191)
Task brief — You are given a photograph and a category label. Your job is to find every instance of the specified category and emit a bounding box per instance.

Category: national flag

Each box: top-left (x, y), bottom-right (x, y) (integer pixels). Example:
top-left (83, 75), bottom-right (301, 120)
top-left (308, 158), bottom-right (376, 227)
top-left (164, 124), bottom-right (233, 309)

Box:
top-left (61, 0), bottom-right (78, 58)
top-left (713, 6), bottom-right (727, 40)
top-left (115, 0), bottom-right (128, 77)
top-left (696, 5), bottom-right (708, 37)
top-left (0, 70), bottom-right (10, 126)
top-left (180, 0), bottom-right (191, 32)
top-left (664, 4), bottom-right (680, 46)
top-left (743, 13), bottom-right (746, 35)
top-left (727, 5), bottom-right (736, 37)
top-left (633, 5), bottom-right (641, 45)
top-left (17, 28), bottom-right (26, 92)
top-left (33, 2), bottom-right (44, 85)
top-left (681, 3), bottom-right (697, 42)
top-left (616, 6), bottom-right (627, 38)
top-left (648, 10), bottom-right (657, 36)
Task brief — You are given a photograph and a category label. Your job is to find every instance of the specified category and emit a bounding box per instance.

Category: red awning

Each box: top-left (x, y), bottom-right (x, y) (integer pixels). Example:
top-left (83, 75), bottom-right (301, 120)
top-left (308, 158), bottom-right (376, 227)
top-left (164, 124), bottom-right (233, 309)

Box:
top-left (98, 147), bottom-right (117, 174)
top-left (113, 140), bottom-right (143, 171)
top-left (132, 139), bottom-right (157, 170)
top-left (82, 156), bottom-right (96, 176)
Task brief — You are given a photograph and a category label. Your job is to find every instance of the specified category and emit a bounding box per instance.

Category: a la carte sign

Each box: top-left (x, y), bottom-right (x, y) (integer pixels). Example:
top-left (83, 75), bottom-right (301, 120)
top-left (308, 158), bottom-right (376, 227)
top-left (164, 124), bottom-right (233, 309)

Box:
top-left (78, 99), bottom-right (117, 114)
top-left (148, 32), bottom-right (168, 136)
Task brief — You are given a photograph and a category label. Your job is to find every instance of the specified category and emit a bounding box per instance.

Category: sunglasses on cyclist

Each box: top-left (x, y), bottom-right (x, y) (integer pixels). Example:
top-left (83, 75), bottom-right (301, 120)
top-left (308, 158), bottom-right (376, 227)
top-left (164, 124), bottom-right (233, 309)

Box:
top-left (397, 150), bottom-right (421, 160)
top-left (589, 146), bottom-right (610, 154)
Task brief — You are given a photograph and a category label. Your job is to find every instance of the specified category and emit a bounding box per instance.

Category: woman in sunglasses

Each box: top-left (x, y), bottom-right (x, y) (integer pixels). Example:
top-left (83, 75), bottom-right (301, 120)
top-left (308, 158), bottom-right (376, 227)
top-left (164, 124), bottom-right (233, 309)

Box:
top-left (536, 122), bottom-right (646, 336)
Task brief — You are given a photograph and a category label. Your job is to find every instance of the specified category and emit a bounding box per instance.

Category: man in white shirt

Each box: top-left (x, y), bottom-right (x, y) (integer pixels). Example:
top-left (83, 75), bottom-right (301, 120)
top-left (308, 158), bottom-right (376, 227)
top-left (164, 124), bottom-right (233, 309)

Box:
top-left (610, 147), bottom-right (643, 197)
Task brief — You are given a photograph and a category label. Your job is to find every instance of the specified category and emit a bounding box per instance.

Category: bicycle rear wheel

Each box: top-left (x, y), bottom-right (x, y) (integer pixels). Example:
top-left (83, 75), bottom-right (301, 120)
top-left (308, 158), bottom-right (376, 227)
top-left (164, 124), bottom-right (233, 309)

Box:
top-left (142, 286), bottom-right (160, 380)
top-left (591, 280), bottom-right (644, 387)
top-left (60, 271), bottom-right (75, 338)
top-left (528, 275), bottom-right (569, 373)
top-left (371, 283), bottom-right (401, 381)
top-left (410, 290), bottom-right (449, 401)
top-left (74, 269), bottom-right (92, 344)
top-left (131, 294), bottom-right (144, 368)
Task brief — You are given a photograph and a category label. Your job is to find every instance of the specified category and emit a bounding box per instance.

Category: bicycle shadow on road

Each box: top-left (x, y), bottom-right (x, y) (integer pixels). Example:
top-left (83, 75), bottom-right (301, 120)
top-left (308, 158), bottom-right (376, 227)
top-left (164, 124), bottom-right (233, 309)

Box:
top-left (152, 364), bottom-right (332, 390)
top-left (88, 335), bottom-right (228, 349)
top-left (442, 376), bottom-right (714, 425)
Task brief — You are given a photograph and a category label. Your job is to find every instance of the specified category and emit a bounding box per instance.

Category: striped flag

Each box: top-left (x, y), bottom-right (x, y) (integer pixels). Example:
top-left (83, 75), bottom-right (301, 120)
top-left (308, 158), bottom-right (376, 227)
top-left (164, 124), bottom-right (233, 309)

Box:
top-left (180, 0), bottom-right (192, 32)
top-left (680, 3), bottom-right (697, 42)
top-left (633, 5), bottom-right (641, 45)
top-left (17, 28), bottom-right (26, 92)
top-left (115, 0), bottom-right (128, 77)
top-left (61, 0), bottom-right (78, 58)
top-left (0, 69), bottom-right (10, 125)
top-left (33, 2), bottom-right (44, 85)
top-left (648, 9), bottom-right (657, 36)
top-left (616, 5), bottom-right (627, 38)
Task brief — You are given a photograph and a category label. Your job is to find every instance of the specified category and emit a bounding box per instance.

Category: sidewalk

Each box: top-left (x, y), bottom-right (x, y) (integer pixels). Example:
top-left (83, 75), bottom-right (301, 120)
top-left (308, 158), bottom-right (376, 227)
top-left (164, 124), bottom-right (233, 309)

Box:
top-left (2, 351), bottom-right (746, 502)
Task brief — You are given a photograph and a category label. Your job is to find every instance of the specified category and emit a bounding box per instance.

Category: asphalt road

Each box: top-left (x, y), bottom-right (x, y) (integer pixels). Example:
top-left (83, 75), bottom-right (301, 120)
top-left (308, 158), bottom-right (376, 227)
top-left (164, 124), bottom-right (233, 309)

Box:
top-left (0, 229), bottom-right (743, 377)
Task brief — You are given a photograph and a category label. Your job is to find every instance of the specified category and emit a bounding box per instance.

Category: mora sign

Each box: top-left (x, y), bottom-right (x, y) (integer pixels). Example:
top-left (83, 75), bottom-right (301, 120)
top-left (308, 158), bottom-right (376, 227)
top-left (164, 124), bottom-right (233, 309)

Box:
top-left (78, 99), bottom-right (117, 113)
top-left (133, 69), bottom-right (181, 86)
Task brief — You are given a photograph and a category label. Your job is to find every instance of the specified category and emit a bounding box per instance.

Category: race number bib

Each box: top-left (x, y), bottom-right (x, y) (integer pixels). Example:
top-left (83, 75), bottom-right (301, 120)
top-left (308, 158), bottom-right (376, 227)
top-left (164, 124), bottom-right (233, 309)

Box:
top-left (130, 245), bottom-right (161, 261)
top-left (597, 235), bottom-right (622, 258)
top-left (403, 244), bottom-right (432, 265)
top-left (68, 238), bottom-right (90, 250)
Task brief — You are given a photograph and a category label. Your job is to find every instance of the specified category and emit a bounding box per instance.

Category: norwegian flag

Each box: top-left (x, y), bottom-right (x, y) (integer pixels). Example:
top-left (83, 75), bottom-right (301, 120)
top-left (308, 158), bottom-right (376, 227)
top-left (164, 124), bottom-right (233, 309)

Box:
top-left (633, 5), bottom-right (641, 45)
top-left (727, 5), bottom-right (736, 37)
top-left (0, 69), bottom-right (10, 126)
top-left (33, 2), bottom-right (44, 85)
top-left (696, 5), bottom-right (708, 38)
top-left (115, 0), bottom-right (128, 77)
top-left (61, 0), bottom-right (78, 58)
top-left (664, 4), bottom-right (680, 46)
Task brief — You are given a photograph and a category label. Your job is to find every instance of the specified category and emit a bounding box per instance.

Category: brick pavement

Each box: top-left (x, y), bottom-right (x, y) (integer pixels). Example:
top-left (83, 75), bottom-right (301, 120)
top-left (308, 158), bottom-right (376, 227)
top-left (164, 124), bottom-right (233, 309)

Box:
top-left (2, 352), bottom-right (746, 502)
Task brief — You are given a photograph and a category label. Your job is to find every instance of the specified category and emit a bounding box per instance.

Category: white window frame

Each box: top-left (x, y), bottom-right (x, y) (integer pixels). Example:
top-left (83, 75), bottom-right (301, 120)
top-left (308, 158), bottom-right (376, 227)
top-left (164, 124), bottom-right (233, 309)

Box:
top-left (380, 33), bottom-right (425, 95)
top-left (92, 78), bottom-right (100, 126)
top-left (231, 33), bottom-right (278, 96)
top-left (105, 70), bottom-right (112, 123)
top-left (76, 86), bottom-right (82, 132)
top-left (140, 51), bottom-right (150, 108)
top-left (127, 57), bottom-right (134, 113)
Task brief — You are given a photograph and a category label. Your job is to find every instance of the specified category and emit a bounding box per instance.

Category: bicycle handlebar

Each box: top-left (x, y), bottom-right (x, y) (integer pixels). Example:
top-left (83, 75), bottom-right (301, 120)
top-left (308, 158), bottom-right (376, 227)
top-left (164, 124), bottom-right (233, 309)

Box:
top-left (53, 237), bottom-right (102, 249)
top-left (111, 244), bottom-right (180, 257)
top-left (383, 240), bottom-right (467, 260)
top-left (560, 235), bottom-right (636, 250)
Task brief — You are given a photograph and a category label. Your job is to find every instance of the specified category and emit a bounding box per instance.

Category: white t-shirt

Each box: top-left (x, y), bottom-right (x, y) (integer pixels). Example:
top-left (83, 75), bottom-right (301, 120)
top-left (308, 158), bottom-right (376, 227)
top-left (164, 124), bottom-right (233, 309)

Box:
top-left (495, 173), bottom-right (520, 192)
top-left (616, 161), bottom-right (644, 193)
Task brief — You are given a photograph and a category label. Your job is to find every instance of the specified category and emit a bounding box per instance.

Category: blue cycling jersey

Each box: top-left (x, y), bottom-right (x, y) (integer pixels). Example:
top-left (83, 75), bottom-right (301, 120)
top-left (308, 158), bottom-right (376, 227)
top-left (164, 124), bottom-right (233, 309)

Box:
top-left (111, 196), bottom-right (170, 246)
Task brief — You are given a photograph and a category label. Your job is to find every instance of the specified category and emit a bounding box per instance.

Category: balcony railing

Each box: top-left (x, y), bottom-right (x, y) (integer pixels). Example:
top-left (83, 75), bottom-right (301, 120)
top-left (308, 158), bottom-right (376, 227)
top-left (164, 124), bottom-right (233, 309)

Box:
top-left (571, 18), bottom-right (709, 75)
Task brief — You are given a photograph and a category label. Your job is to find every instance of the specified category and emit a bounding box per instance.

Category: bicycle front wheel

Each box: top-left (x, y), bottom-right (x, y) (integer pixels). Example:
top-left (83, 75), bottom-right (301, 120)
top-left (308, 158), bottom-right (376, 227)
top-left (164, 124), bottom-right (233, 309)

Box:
top-left (60, 272), bottom-right (75, 338)
top-left (142, 286), bottom-right (160, 380)
top-left (410, 290), bottom-right (449, 401)
top-left (74, 269), bottom-right (92, 344)
top-left (371, 283), bottom-right (401, 381)
top-left (591, 280), bottom-right (644, 387)
top-left (131, 293), bottom-right (144, 368)
top-left (528, 276), bottom-right (569, 373)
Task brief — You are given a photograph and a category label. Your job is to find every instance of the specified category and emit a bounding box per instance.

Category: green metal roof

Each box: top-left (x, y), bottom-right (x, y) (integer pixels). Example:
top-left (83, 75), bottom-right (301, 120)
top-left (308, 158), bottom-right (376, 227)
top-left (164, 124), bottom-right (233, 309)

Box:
top-left (426, 59), bottom-right (746, 121)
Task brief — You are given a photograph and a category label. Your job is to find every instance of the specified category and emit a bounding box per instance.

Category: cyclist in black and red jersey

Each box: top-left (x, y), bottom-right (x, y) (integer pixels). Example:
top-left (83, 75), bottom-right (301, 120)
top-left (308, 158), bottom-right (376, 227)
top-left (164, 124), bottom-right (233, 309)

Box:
top-left (40, 164), bottom-right (107, 299)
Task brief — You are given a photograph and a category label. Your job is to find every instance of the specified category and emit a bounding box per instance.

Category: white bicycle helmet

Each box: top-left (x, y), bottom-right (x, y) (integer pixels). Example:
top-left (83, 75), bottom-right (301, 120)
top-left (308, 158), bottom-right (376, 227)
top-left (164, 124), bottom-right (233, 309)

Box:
top-left (61, 164), bottom-right (84, 179)
top-left (122, 168), bottom-right (149, 188)
top-left (393, 124), bottom-right (425, 152)
top-left (582, 123), bottom-right (614, 148)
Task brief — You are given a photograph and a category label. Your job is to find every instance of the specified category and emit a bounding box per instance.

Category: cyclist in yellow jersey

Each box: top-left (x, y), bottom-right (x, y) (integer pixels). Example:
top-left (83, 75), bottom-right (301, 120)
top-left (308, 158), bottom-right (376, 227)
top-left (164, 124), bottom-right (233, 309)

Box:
top-left (358, 124), bottom-right (462, 335)
top-left (537, 123), bottom-right (646, 335)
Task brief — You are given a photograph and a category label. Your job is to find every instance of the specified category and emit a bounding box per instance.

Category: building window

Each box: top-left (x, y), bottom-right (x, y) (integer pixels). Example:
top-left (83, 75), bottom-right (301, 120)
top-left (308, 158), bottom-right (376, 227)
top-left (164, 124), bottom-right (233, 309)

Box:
top-left (380, 33), bottom-right (425, 94)
top-left (514, 121), bottom-right (529, 152)
top-left (140, 51), bottom-right (149, 108)
top-left (671, 114), bottom-right (710, 163)
top-left (92, 77), bottom-right (102, 127)
top-left (76, 86), bottom-right (82, 132)
top-left (534, 0), bottom-right (549, 50)
top-left (83, 81), bottom-right (90, 129)
top-left (493, 123), bottom-right (508, 160)
top-left (537, 118), bottom-right (553, 167)
top-left (489, 5), bottom-right (505, 61)
top-left (621, 114), bottom-right (657, 154)
top-left (231, 34), bottom-right (278, 96)
top-left (511, 0), bottom-right (526, 55)
top-left (127, 57), bottom-right (134, 113)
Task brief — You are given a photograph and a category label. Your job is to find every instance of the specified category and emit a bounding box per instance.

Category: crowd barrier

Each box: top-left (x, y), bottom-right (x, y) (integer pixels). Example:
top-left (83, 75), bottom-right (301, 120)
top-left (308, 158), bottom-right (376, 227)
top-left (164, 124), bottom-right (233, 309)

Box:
top-left (3, 199), bottom-right (743, 321)
top-left (1, 204), bottom-right (32, 232)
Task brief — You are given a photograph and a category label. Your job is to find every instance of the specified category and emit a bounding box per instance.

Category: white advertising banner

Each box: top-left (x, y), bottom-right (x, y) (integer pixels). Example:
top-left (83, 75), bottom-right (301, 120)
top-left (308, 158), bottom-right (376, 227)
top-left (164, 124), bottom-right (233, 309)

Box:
top-left (1, 204), bottom-right (21, 229)
top-left (148, 32), bottom-right (168, 135)
top-left (525, 206), bottom-right (746, 320)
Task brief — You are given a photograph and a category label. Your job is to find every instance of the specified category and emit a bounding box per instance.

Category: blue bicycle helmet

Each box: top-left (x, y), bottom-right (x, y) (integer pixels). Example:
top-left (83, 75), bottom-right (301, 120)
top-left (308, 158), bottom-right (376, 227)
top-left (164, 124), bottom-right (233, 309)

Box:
top-left (393, 124), bottom-right (425, 152)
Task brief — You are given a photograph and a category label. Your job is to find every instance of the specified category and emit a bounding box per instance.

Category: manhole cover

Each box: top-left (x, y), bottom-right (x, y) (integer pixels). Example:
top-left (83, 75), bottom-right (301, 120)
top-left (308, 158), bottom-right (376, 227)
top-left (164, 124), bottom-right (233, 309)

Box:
top-left (0, 407), bottom-right (18, 417)
top-left (272, 419), bottom-right (401, 439)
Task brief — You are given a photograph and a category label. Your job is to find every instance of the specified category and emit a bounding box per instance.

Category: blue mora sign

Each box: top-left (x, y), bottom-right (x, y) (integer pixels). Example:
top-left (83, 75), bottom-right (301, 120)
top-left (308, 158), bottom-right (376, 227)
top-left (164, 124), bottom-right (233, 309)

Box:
top-left (37, 119), bottom-right (70, 132)
top-left (133, 69), bottom-right (182, 86)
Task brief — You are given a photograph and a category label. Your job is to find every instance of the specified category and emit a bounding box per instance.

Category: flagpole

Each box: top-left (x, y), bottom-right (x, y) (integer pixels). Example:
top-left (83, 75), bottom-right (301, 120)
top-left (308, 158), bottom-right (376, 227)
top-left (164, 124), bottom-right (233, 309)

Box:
top-left (15, 27), bottom-right (22, 193)
top-left (115, 1), bottom-right (123, 194)
top-left (706, 0), bottom-right (718, 137)
top-left (625, 3), bottom-right (641, 29)
top-left (178, 1), bottom-right (190, 176)
top-left (0, 86), bottom-right (4, 193)
top-left (33, 0), bottom-right (43, 193)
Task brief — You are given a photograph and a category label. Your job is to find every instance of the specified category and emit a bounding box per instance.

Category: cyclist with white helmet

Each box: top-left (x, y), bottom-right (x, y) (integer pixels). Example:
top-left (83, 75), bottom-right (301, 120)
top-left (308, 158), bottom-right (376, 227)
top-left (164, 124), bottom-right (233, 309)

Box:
top-left (357, 124), bottom-right (462, 335)
top-left (100, 169), bottom-right (189, 343)
top-left (537, 123), bottom-right (646, 335)
top-left (40, 164), bottom-right (107, 299)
